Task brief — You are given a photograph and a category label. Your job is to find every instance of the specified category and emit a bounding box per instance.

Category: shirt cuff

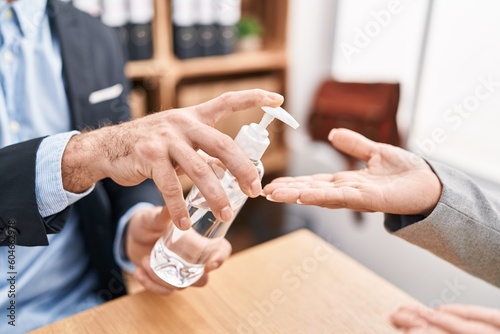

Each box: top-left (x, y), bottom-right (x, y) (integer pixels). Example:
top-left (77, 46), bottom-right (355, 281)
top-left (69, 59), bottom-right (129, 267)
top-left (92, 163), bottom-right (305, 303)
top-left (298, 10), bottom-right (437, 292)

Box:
top-left (384, 213), bottom-right (427, 233)
top-left (35, 131), bottom-right (95, 218)
top-left (114, 202), bottom-right (156, 274)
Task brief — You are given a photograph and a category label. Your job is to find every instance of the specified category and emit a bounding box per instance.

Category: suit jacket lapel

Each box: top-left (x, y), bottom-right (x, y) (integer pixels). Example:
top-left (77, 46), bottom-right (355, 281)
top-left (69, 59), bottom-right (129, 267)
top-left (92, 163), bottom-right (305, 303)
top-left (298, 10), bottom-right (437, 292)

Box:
top-left (48, 0), bottom-right (91, 130)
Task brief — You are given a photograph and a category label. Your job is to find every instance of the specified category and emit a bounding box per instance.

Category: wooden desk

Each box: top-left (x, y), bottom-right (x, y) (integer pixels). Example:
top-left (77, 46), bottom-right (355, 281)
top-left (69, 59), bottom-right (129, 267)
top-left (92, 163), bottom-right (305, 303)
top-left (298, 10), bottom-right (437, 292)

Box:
top-left (32, 229), bottom-right (421, 333)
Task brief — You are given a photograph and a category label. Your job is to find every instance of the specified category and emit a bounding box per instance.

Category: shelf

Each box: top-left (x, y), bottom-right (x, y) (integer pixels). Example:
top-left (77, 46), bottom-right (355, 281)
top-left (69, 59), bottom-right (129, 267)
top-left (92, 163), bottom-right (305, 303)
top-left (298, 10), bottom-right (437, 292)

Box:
top-left (172, 49), bottom-right (287, 79)
top-left (122, 0), bottom-right (290, 254)
top-left (125, 0), bottom-right (290, 171)
top-left (125, 59), bottom-right (165, 80)
top-left (125, 49), bottom-right (287, 89)
top-left (125, 0), bottom-right (289, 109)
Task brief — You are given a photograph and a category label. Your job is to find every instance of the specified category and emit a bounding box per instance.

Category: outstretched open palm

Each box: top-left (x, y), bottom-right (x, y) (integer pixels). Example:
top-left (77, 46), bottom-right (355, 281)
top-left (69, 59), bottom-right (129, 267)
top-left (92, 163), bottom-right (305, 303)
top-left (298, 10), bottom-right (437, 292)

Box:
top-left (262, 128), bottom-right (442, 216)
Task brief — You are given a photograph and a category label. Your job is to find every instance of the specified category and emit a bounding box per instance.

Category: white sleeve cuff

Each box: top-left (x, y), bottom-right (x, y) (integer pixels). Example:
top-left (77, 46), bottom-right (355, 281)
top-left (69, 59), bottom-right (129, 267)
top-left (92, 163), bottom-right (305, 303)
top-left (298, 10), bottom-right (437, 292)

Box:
top-left (35, 131), bottom-right (95, 218)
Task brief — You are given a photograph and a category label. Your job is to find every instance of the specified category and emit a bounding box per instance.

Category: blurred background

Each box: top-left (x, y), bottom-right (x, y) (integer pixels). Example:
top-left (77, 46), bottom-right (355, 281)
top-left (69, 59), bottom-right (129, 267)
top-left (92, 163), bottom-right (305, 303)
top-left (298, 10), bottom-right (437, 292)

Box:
top-left (69, 0), bottom-right (500, 308)
top-left (287, 0), bottom-right (500, 309)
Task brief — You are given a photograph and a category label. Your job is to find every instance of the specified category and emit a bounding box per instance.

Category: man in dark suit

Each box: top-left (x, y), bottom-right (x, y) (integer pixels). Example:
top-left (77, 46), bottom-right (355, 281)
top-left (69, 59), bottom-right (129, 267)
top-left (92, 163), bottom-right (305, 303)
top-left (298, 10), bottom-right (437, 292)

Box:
top-left (0, 0), bottom-right (283, 331)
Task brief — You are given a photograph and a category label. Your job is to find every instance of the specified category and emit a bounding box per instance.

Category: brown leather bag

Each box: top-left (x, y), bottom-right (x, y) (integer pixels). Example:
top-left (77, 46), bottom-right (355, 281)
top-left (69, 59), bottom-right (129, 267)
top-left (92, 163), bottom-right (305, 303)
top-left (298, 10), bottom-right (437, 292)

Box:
top-left (308, 79), bottom-right (401, 154)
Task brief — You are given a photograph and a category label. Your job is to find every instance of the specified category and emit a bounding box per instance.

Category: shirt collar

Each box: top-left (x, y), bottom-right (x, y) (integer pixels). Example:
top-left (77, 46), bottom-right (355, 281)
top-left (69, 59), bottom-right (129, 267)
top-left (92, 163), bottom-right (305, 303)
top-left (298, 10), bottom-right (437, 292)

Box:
top-left (1, 0), bottom-right (48, 38)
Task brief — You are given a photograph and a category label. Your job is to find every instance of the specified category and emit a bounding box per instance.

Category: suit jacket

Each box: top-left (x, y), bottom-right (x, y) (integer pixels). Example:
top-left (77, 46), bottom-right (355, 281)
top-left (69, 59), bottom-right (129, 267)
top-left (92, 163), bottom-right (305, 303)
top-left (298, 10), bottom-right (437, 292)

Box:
top-left (385, 160), bottom-right (500, 288)
top-left (0, 0), bottom-right (163, 299)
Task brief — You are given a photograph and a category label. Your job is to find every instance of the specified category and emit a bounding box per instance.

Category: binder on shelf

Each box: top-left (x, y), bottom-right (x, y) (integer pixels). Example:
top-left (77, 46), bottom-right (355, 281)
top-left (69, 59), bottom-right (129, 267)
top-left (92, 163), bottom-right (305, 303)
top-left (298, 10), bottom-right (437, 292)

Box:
top-left (215, 0), bottom-right (241, 55)
top-left (197, 0), bottom-right (218, 57)
top-left (101, 0), bottom-right (130, 61)
top-left (172, 0), bottom-right (201, 59)
top-left (128, 0), bottom-right (154, 60)
top-left (72, 0), bottom-right (101, 17)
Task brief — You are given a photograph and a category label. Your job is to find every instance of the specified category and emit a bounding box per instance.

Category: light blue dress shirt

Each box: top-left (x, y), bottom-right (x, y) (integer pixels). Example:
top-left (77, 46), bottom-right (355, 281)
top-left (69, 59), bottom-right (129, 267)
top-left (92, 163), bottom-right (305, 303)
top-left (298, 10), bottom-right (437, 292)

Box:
top-left (0, 1), bottom-right (143, 332)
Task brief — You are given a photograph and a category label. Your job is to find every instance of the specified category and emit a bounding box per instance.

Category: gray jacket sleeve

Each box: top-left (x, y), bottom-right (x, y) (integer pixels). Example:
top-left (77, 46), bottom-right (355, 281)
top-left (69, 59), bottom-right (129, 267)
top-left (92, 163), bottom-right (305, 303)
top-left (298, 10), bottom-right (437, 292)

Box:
top-left (385, 159), bottom-right (500, 288)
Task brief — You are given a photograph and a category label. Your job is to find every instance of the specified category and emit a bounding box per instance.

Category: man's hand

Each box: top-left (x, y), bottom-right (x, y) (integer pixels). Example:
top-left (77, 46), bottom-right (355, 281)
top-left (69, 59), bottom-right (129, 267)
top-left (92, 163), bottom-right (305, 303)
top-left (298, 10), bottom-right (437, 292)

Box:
top-left (126, 206), bottom-right (232, 294)
top-left (62, 89), bottom-right (284, 230)
top-left (262, 128), bottom-right (442, 216)
top-left (390, 304), bottom-right (500, 333)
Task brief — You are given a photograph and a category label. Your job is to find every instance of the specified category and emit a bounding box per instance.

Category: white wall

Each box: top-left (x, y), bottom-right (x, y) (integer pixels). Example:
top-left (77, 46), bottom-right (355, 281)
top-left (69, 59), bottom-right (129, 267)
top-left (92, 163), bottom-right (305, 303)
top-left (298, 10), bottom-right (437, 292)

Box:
top-left (409, 0), bottom-right (500, 184)
top-left (331, 0), bottom-right (429, 140)
top-left (286, 0), bottom-right (500, 308)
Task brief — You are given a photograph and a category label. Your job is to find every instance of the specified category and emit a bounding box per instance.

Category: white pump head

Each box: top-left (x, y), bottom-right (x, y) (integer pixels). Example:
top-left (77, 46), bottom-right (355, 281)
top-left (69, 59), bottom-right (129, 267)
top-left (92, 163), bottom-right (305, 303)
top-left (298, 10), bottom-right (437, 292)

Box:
top-left (233, 106), bottom-right (300, 161)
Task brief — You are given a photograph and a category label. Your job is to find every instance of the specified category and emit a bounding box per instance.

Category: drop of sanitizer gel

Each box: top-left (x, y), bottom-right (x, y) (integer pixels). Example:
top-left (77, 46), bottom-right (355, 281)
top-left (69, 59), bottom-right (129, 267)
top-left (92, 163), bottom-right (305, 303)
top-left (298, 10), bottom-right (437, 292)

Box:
top-left (150, 105), bottom-right (299, 288)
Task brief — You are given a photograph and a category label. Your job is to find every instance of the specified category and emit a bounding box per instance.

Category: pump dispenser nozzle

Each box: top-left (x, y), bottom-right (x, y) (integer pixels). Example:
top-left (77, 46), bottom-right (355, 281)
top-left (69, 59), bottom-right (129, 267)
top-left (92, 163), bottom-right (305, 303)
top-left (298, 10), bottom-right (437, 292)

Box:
top-left (260, 106), bottom-right (300, 130)
top-left (234, 106), bottom-right (299, 161)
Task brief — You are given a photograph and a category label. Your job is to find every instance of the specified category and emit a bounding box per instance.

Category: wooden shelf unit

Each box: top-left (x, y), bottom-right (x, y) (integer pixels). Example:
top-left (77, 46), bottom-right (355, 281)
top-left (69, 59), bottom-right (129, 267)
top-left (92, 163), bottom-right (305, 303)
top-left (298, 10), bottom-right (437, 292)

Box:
top-left (125, 0), bottom-right (290, 176)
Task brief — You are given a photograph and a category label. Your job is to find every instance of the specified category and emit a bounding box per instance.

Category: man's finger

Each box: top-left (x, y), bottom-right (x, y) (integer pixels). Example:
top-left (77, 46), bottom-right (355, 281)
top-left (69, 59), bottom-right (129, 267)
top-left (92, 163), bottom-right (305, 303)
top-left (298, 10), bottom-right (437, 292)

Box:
top-left (134, 267), bottom-right (175, 295)
top-left (205, 238), bottom-right (232, 273)
top-left (152, 159), bottom-right (191, 230)
top-left (173, 142), bottom-right (233, 223)
top-left (192, 273), bottom-right (209, 287)
top-left (192, 126), bottom-right (261, 199)
top-left (328, 128), bottom-right (379, 163)
top-left (195, 89), bottom-right (284, 124)
top-left (159, 206), bottom-right (171, 224)
top-left (139, 256), bottom-right (181, 294)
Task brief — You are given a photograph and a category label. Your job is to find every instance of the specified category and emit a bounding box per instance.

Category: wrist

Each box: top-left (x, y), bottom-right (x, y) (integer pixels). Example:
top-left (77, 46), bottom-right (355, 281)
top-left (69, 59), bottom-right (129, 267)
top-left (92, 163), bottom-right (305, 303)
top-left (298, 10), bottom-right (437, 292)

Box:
top-left (61, 131), bottom-right (107, 193)
top-left (419, 162), bottom-right (443, 216)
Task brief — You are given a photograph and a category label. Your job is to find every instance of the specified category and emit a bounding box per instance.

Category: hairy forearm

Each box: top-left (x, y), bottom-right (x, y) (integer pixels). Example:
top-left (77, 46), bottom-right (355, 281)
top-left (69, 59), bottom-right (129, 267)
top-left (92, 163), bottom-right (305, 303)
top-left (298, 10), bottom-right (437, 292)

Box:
top-left (62, 119), bottom-right (147, 193)
top-left (62, 130), bottom-right (105, 193)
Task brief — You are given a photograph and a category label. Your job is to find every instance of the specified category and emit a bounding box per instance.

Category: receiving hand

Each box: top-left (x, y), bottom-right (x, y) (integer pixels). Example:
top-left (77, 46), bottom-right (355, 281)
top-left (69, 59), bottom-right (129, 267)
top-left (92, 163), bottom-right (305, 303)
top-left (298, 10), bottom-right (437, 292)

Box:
top-left (262, 128), bottom-right (442, 216)
top-left (62, 89), bottom-right (284, 230)
top-left (125, 206), bottom-right (232, 294)
top-left (390, 304), bottom-right (500, 333)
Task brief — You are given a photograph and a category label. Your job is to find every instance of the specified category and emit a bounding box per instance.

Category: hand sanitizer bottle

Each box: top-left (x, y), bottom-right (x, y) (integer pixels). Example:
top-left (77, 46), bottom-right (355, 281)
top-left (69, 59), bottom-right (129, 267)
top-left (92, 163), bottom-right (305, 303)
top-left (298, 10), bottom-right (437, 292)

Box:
top-left (150, 106), bottom-right (299, 287)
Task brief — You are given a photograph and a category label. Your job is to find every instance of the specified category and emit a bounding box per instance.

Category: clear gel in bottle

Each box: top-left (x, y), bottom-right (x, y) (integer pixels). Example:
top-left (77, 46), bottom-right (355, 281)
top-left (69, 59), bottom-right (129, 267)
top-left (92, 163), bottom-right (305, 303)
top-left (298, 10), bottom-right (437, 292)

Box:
top-left (150, 106), bottom-right (299, 287)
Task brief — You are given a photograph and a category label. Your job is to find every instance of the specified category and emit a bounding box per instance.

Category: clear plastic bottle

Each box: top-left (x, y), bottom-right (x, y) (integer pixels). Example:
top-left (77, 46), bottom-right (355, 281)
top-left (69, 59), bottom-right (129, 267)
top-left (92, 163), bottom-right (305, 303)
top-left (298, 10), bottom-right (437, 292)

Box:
top-left (150, 106), bottom-right (299, 287)
top-left (150, 161), bottom-right (263, 287)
